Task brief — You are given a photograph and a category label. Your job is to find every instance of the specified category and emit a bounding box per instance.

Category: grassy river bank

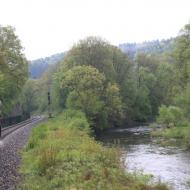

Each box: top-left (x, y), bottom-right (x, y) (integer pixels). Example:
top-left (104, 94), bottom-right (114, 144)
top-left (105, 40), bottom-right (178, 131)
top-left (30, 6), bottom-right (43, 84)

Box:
top-left (18, 111), bottom-right (169, 190)
top-left (152, 125), bottom-right (190, 149)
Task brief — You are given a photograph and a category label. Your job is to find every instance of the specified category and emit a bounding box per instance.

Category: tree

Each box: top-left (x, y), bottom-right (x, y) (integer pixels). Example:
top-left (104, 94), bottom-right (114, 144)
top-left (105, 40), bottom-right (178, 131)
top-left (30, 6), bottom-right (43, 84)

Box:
top-left (20, 79), bottom-right (40, 114)
top-left (135, 53), bottom-right (177, 118)
top-left (105, 83), bottom-right (124, 125)
top-left (173, 23), bottom-right (190, 88)
top-left (62, 36), bottom-right (132, 84)
top-left (0, 25), bottom-right (28, 114)
top-left (60, 37), bottom-right (134, 124)
top-left (59, 65), bottom-right (124, 129)
top-left (157, 105), bottom-right (184, 127)
top-left (60, 66), bottom-right (105, 126)
top-left (156, 22), bottom-right (190, 126)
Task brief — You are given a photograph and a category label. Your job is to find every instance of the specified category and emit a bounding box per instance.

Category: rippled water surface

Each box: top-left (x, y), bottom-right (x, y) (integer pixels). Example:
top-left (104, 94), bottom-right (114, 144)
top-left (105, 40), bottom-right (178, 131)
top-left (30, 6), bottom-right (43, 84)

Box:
top-left (98, 127), bottom-right (190, 190)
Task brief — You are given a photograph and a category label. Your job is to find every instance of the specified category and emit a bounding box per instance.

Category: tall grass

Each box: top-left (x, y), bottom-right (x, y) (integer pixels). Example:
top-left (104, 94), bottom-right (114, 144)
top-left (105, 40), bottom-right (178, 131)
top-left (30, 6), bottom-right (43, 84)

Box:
top-left (19, 110), bottom-right (169, 190)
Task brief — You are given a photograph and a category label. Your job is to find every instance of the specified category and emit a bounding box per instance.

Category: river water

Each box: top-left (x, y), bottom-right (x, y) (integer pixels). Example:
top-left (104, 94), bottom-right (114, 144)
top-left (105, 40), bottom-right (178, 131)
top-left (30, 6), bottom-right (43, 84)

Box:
top-left (98, 126), bottom-right (190, 190)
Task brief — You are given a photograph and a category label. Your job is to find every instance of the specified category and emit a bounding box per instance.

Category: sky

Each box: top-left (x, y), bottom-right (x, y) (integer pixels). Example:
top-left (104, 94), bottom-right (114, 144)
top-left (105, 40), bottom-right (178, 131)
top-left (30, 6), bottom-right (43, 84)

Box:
top-left (1, 0), bottom-right (190, 60)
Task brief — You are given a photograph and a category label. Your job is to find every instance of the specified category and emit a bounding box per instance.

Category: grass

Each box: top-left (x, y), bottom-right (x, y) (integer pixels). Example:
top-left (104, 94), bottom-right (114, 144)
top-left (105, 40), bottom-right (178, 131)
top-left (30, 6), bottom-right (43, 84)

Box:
top-left (151, 124), bottom-right (190, 149)
top-left (19, 110), bottom-right (170, 190)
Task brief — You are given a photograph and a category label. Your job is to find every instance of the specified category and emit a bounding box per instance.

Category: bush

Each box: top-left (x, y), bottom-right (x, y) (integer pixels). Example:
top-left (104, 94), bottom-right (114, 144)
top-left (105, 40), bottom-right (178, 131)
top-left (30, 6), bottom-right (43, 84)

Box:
top-left (62, 109), bottom-right (90, 133)
top-left (157, 105), bottom-right (184, 127)
top-left (152, 124), bottom-right (190, 149)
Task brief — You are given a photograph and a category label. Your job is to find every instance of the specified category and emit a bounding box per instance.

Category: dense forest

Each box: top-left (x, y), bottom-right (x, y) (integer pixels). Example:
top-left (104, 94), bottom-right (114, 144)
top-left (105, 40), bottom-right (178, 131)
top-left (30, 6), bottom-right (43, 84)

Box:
top-left (29, 39), bottom-right (173, 79)
top-left (1, 23), bottom-right (189, 129)
top-left (1, 22), bottom-right (190, 133)
top-left (119, 38), bottom-right (174, 59)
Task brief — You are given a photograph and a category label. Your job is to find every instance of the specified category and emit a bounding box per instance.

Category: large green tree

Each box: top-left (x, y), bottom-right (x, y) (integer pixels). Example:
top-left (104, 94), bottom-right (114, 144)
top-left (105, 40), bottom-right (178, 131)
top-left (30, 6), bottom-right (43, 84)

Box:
top-left (173, 23), bottom-right (190, 88)
top-left (0, 26), bottom-right (28, 114)
top-left (59, 37), bottom-right (135, 125)
top-left (134, 53), bottom-right (176, 120)
top-left (60, 65), bottom-right (123, 129)
top-left (156, 22), bottom-right (190, 126)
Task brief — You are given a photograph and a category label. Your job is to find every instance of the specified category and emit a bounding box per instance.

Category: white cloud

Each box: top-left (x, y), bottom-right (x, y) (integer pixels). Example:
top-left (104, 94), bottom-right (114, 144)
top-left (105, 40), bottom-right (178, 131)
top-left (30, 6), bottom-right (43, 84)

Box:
top-left (0, 0), bottom-right (190, 59)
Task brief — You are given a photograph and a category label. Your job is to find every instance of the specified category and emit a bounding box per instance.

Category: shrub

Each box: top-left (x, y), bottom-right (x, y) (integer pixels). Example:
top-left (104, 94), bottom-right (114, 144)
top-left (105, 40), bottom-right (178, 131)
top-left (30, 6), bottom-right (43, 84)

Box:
top-left (62, 109), bottom-right (90, 133)
top-left (157, 105), bottom-right (184, 127)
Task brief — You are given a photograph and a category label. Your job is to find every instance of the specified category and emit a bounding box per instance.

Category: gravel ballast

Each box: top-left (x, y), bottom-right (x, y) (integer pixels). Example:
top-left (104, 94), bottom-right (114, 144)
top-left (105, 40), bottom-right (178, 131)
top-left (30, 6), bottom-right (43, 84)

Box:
top-left (0, 118), bottom-right (44, 190)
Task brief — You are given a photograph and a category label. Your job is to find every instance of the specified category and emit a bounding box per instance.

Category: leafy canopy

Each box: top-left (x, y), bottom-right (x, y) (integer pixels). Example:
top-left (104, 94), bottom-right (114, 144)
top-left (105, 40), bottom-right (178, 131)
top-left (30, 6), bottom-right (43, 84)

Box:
top-left (0, 25), bottom-right (28, 114)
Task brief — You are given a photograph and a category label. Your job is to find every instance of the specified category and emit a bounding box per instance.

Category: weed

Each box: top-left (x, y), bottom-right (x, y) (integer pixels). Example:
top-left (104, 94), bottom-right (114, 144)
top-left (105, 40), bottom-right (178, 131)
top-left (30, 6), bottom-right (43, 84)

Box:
top-left (19, 112), bottom-right (170, 190)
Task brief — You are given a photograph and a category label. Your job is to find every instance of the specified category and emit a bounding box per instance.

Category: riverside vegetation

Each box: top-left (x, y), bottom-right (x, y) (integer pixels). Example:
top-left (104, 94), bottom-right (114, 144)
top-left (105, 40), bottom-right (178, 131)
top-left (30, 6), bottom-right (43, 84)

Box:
top-left (151, 24), bottom-right (190, 148)
top-left (19, 111), bottom-right (169, 190)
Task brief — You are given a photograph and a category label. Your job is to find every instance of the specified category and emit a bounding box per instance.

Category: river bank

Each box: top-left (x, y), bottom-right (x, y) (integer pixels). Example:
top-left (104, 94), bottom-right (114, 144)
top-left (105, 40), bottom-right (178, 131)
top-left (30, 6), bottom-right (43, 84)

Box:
top-left (151, 125), bottom-right (190, 149)
top-left (98, 126), bottom-right (190, 190)
top-left (18, 113), bottom-right (169, 190)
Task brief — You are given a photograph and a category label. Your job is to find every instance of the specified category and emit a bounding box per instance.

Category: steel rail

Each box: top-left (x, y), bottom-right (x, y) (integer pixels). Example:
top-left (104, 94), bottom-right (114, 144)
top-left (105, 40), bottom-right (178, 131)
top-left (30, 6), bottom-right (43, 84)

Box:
top-left (0, 116), bottom-right (45, 139)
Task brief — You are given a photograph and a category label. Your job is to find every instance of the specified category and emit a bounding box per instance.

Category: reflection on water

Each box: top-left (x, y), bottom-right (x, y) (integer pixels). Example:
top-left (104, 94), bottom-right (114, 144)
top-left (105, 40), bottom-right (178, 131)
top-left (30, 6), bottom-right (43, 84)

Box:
top-left (98, 127), bottom-right (190, 190)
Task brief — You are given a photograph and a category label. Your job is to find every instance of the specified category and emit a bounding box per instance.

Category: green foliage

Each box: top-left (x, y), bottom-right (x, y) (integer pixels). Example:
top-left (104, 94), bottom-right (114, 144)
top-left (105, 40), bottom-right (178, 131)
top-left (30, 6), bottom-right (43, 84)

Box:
top-left (157, 105), bottom-right (184, 127)
top-left (154, 23), bottom-right (190, 148)
top-left (24, 22), bottom-right (190, 134)
top-left (61, 65), bottom-right (105, 126)
top-left (61, 109), bottom-right (90, 133)
top-left (58, 36), bottom-right (132, 126)
top-left (152, 125), bottom-right (190, 149)
top-left (133, 86), bottom-right (151, 121)
top-left (172, 23), bottom-right (190, 87)
top-left (154, 62), bottom-right (177, 106)
top-left (26, 123), bottom-right (49, 150)
top-left (20, 114), bottom-right (169, 190)
top-left (105, 83), bottom-right (124, 125)
top-left (155, 23), bottom-right (190, 145)
top-left (174, 83), bottom-right (190, 120)
top-left (61, 65), bottom-right (106, 93)
top-left (135, 54), bottom-right (176, 117)
top-left (29, 36), bottom-right (177, 125)
top-left (20, 63), bottom-right (63, 115)
top-left (59, 61), bottom-right (124, 129)
top-left (0, 25), bottom-right (28, 114)
top-left (66, 91), bottom-right (104, 118)
top-left (62, 37), bottom-right (118, 82)
top-left (20, 79), bottom-right (40, 114)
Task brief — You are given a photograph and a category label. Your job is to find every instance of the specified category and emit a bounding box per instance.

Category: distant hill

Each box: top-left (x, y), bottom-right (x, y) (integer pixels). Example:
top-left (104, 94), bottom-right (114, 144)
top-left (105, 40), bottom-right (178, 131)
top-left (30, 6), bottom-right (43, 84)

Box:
top-left (29, 52), bottom-right (65, 78)
top-left (119, 38), bottom-right (174, 59)
top-left (29, 39), bottom-right (174, 78)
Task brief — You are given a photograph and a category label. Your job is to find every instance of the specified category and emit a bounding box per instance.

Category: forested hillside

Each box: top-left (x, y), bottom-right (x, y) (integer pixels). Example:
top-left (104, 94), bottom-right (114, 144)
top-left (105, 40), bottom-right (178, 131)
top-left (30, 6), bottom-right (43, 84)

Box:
top-left (29, 39), bottom-right (174, 79)
top-left (29, 52), bottom-right (64, 78)
top-left (119, 38), bottom-right (174, 59)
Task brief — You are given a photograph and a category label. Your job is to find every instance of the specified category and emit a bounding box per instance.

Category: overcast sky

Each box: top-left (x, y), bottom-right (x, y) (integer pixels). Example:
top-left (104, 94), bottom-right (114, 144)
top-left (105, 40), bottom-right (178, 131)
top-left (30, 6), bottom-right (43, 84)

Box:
top-left (1, 0), bottom-right (190, 60)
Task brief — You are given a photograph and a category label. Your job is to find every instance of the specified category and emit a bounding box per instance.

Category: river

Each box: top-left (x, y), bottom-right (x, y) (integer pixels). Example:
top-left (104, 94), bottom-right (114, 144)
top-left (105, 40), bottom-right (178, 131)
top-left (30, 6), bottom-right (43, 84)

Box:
top-left (98, 126), bottom-right (190, 190)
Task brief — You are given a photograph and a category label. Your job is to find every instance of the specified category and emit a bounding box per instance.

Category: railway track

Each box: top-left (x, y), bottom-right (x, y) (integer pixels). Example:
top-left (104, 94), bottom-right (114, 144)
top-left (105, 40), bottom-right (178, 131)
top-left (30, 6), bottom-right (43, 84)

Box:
top-left (0, 116), bottom-right (45, 139)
